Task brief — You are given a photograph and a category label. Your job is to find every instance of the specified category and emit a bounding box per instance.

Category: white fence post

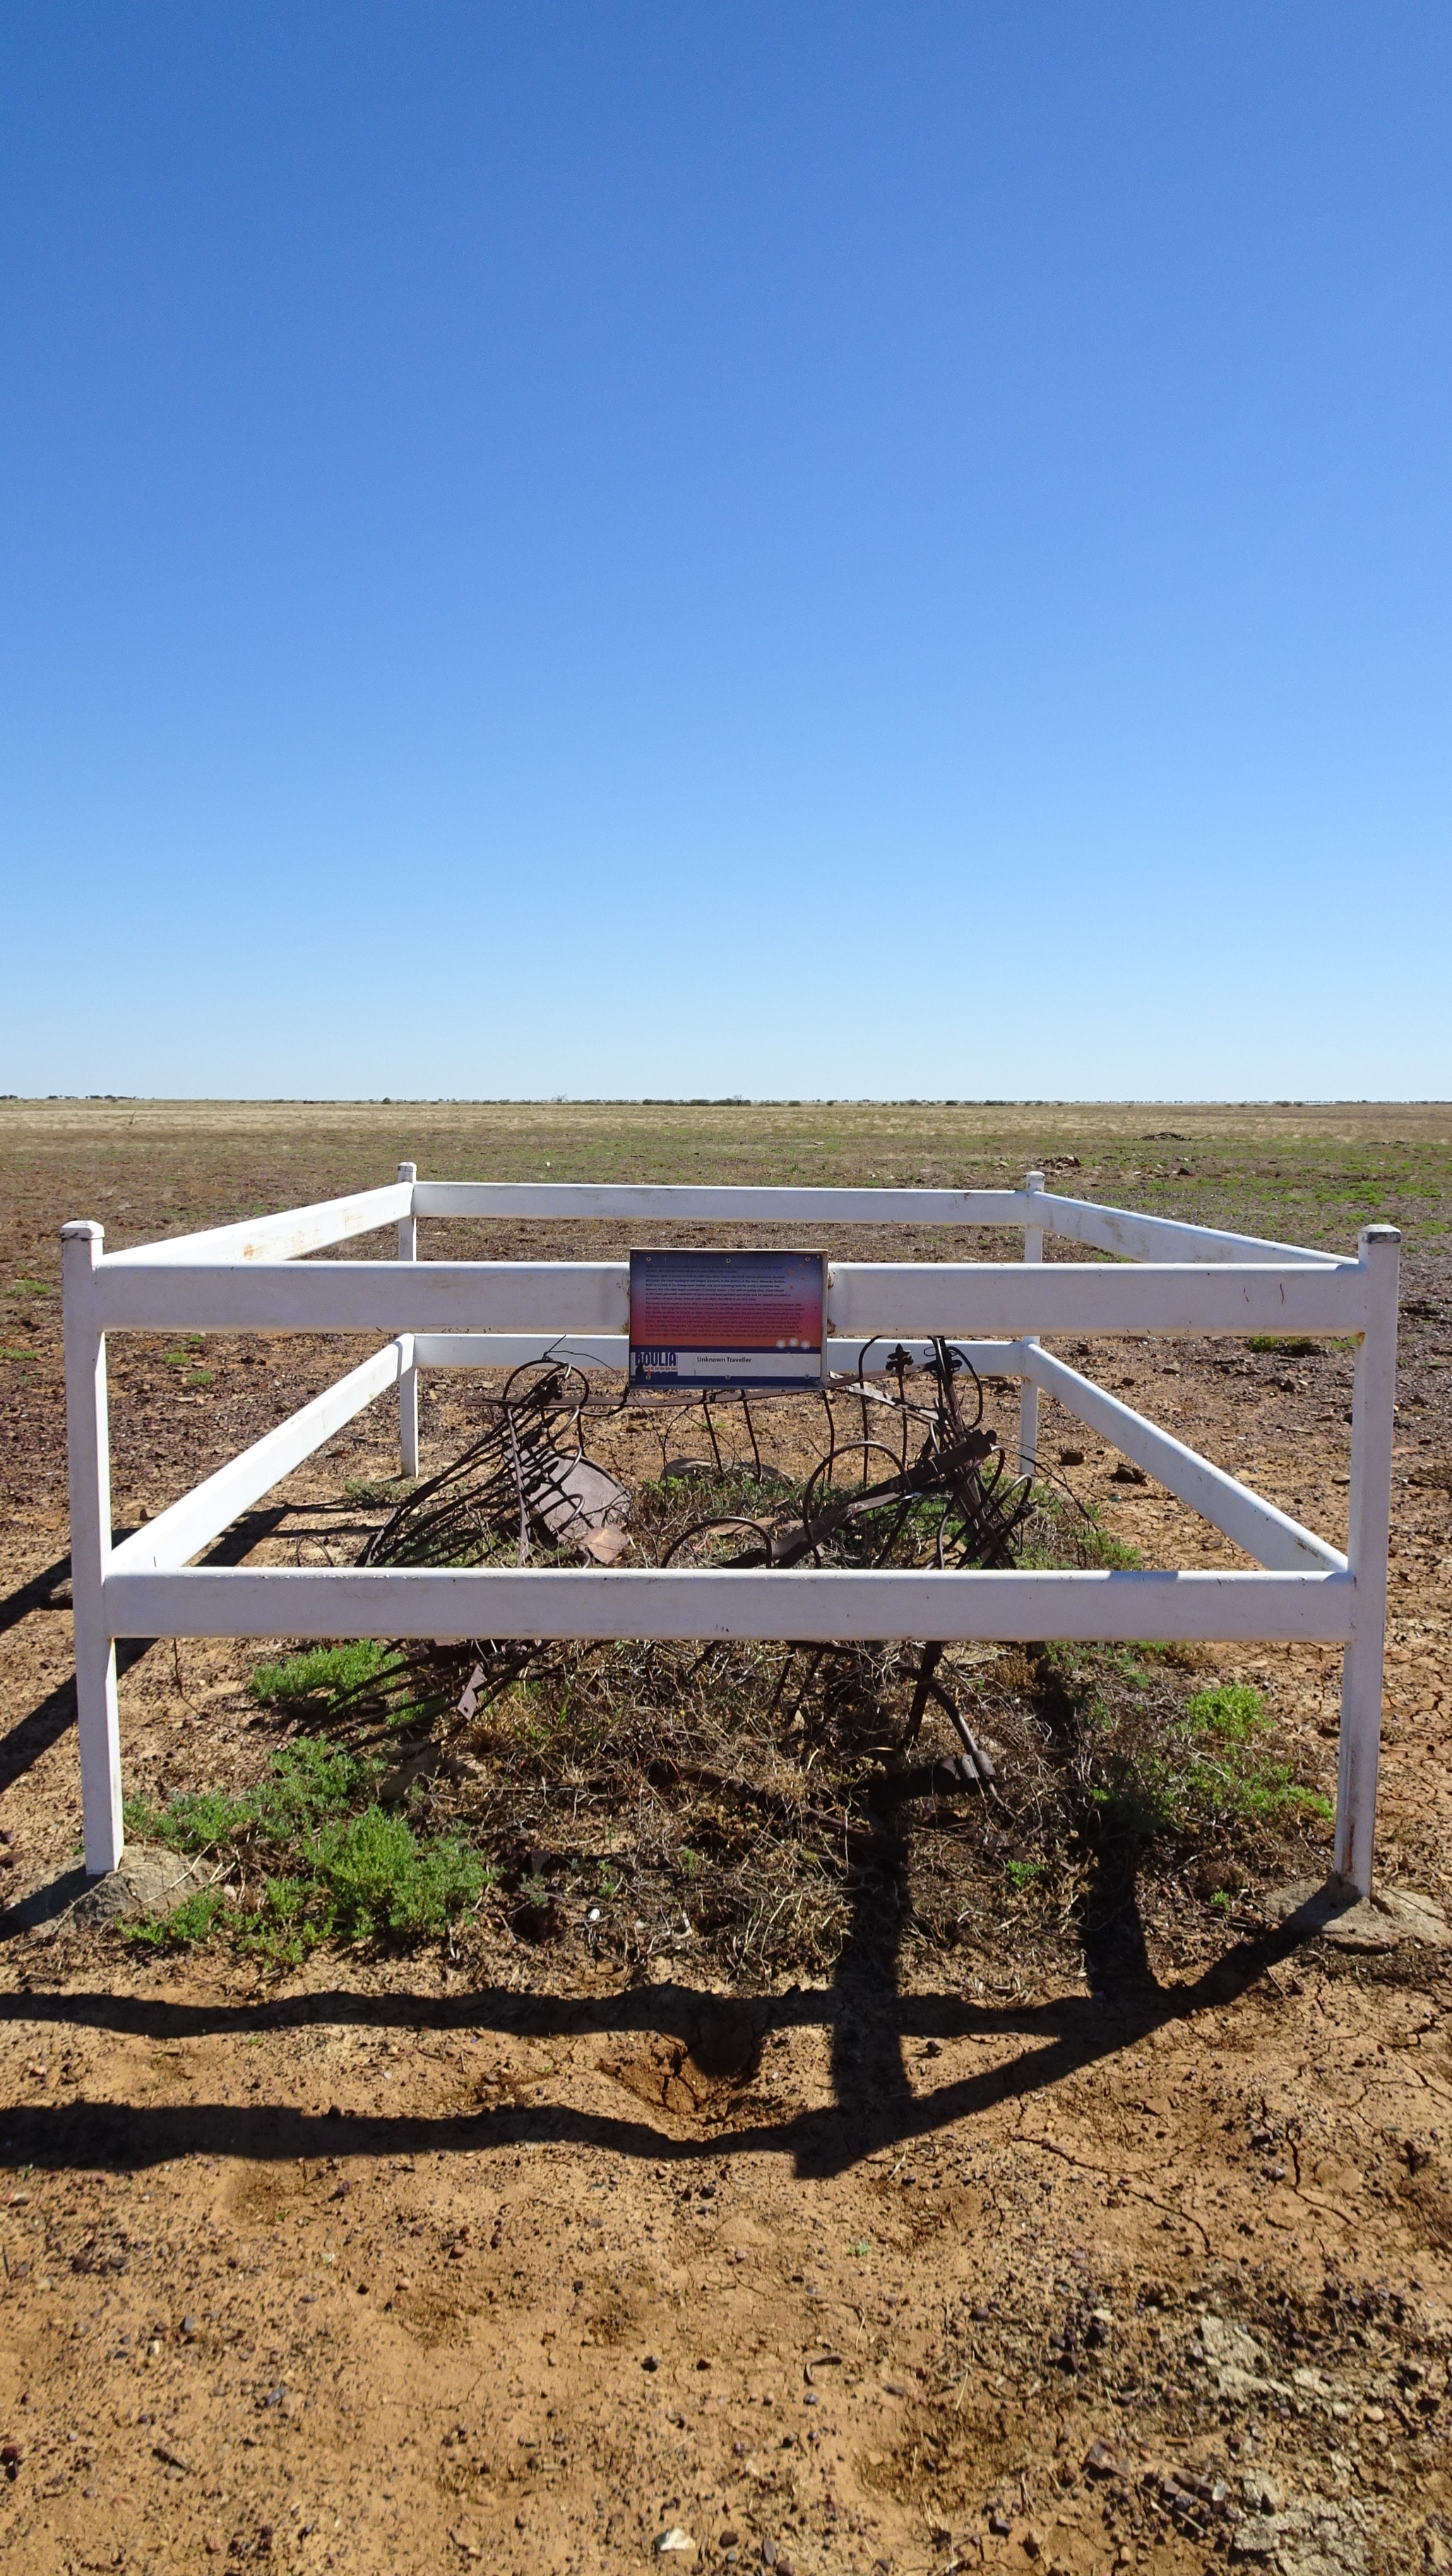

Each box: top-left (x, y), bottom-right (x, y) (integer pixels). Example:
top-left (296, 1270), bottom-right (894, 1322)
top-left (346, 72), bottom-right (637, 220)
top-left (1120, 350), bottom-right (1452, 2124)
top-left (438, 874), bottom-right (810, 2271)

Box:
top-left (61, 1221), bottom-right (124, 1875)
top-left (1018, 1169), bottom-right (1045, 1479)
top-left (1332, 1224), bottom-right (1400, 1895)
top-left (396, 1162), bottom-right (419, 1477)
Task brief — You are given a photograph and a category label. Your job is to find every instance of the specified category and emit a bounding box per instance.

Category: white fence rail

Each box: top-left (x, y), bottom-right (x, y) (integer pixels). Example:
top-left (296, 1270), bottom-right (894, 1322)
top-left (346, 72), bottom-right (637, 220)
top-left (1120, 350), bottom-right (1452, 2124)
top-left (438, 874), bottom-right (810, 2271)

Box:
top-left (103, 1567), bottom-right (1353, 1647)
top-left (81, 1259), bottom-right (1368, 1339)
top-left (61, 1169), bottom-right (1399, 1900)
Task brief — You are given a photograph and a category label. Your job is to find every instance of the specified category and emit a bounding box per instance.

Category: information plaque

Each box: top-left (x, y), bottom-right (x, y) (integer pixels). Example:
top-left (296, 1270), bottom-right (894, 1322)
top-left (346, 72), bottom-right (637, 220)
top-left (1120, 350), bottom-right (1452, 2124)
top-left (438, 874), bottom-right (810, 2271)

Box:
top-left (628, 1248), bottom-right (826, 1391)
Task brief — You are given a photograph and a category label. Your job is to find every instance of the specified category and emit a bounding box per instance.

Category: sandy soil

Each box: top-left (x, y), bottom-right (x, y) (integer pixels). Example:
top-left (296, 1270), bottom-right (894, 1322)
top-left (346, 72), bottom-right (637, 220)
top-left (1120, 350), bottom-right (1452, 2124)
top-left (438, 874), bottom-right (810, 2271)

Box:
top-left (1, 1103), bottom-right (1451, 2576)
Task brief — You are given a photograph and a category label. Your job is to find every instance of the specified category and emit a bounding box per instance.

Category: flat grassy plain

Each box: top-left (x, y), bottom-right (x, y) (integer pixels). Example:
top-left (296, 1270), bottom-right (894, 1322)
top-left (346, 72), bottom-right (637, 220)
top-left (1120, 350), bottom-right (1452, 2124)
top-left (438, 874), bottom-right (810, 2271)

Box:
top-left (1, 1099), bottom-right (1451, 2576)
top-left (5, 1094), bottom-right (1452, 1252)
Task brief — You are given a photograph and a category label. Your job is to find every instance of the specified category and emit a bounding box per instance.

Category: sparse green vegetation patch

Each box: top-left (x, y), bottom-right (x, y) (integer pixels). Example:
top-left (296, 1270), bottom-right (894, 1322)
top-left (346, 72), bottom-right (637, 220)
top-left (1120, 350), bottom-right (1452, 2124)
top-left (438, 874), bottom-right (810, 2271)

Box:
top-left (127, 1885), bottom-right (232, 1952)
top-left (124, 1732), bottom-right (491, 1963)
top-left (1018, 1483), bottom-right (1143, 1571)
top-left (249, 1639), bottom-right (401, 1712)
top-left (1083, 1676), bottom-right (1333, 1848)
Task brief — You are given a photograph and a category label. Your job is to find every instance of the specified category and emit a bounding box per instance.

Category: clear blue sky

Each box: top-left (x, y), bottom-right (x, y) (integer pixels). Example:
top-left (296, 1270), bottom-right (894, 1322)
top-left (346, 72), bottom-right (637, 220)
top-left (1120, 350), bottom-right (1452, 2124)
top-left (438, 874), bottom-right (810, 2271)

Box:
top-left (3, 4), bottom-right (1448, 1102)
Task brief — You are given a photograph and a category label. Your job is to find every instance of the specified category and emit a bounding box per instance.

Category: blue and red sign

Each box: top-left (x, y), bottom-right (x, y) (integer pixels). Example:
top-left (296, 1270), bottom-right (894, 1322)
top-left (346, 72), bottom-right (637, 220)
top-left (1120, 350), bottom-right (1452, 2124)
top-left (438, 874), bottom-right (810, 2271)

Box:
top-left (629, 1249), bottom-right (826, 1390)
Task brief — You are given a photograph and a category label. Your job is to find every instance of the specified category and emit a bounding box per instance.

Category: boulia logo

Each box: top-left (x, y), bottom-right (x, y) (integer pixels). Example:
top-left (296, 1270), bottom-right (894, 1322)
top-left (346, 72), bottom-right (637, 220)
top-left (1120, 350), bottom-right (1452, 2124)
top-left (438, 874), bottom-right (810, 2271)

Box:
top-left (635, 1348), bottom-right (679, 1370)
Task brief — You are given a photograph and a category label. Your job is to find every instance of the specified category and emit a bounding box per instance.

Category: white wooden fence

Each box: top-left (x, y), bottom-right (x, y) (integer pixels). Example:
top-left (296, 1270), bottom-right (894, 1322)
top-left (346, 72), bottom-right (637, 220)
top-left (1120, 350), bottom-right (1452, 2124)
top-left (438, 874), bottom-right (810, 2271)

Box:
top-left (61, 1167), bottom-right (1399, 1896)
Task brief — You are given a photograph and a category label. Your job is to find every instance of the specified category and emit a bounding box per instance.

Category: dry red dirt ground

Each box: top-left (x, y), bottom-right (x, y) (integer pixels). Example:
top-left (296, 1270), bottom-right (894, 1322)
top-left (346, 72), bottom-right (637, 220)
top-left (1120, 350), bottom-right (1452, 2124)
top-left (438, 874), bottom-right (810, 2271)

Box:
top-left (1, 1102), bottom-right (1450, 2576)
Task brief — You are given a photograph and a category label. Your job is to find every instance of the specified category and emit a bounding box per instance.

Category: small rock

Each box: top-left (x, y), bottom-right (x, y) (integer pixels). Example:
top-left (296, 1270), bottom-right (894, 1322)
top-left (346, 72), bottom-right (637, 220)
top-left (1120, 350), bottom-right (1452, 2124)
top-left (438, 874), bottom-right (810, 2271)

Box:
top-left (989, 2510), bottom-right (1012, 2537)
top-left (1201, 2315), bottom-right (1263, 2373)
top-left (68, 1846), bottom-right (202, 1927)
top-left (655, 2531), bottom-right (695, 2556)
top-left (1263, 1878), bottom-right (1451, 1951)
top-left (1231, 2515), bottom-right (1287, 2560)
top-left (179, 2315), bottom-right (198, 2339)
top-left (1242, 2475), bottom-right (1284, 2513)
top-left (642, 2353), bottom-right (659, 2371)
top-left (1083, 2440), bottom-right (1120, 2479)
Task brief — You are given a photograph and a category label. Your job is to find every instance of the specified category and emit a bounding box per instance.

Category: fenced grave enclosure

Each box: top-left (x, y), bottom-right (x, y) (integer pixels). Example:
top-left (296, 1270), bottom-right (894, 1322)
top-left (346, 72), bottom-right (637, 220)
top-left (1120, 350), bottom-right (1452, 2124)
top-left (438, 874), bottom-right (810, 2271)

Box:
top-left (61, 1169), bottom-right (1399, 1895)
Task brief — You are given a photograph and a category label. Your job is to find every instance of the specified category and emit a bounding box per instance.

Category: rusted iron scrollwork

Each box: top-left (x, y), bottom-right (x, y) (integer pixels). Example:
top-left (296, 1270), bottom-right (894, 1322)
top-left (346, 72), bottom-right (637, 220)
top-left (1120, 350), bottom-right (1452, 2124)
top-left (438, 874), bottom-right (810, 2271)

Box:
top-left (357, 1340), bottom-right (1035, 1806)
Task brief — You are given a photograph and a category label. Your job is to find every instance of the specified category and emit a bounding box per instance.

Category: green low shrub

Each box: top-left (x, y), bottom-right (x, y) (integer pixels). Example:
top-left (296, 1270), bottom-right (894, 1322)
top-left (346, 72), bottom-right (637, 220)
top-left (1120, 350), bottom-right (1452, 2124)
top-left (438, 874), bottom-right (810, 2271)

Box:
top-left (313, 1805), bottom-right (487, 1940)
top-left (124, 1735), bottom-right (490, 1963)
top-left (249, 1640), bottom-right (394, 1709)
top-left (1088, 1681), bottom-right (1331, 1843)
top-left (124, 1736), bottom-right (381, 1854)
top-left (128, 1886), bottom-right (232, 1950)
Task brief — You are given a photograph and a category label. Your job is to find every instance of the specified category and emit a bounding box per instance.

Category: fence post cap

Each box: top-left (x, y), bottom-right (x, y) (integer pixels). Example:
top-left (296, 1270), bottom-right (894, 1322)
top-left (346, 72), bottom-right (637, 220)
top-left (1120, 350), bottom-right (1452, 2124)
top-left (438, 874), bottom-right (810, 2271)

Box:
top-left (1358, 1224), bottom-right (1401, 1248)
top-left (397, 1162), bottom-right (417, 1182)
top-left (61, 1220), bottom-right (104, 1246)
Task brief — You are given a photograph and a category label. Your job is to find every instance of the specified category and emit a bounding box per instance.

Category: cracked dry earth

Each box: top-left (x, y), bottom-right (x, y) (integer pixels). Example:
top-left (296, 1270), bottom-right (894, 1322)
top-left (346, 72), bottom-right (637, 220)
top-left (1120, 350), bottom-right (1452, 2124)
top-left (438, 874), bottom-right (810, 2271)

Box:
top-left (2, 1101), bottom-right (1451, 2576)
